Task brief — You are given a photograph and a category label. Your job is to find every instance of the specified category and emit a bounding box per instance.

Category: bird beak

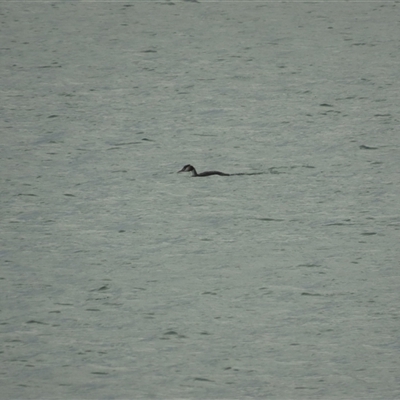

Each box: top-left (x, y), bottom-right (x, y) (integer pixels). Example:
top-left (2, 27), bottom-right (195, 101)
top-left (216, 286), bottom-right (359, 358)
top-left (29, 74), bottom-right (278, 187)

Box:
top-left (177, 168), bottom-right (185, 173)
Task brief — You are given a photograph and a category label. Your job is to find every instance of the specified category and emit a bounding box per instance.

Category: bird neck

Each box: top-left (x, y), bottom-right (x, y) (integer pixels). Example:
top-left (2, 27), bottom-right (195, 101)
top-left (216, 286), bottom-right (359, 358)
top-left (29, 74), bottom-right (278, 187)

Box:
top-left (191, 167), bottom-right (198, 176)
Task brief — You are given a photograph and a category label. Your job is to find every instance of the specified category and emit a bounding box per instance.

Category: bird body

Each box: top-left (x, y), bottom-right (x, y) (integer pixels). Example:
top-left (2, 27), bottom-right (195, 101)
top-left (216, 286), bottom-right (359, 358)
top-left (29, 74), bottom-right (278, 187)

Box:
top-left (178, 164), bottom-right (230, 177)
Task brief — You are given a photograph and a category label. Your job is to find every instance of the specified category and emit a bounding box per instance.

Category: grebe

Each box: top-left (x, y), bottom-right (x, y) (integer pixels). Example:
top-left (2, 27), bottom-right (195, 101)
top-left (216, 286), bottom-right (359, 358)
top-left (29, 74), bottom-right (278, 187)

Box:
top-left (178, 164), bottom-right (230, 177)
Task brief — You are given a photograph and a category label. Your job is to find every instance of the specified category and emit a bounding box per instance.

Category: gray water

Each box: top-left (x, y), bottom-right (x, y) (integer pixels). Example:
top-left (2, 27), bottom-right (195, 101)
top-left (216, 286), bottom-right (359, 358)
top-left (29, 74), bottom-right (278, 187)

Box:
top-left (1, 2), bottom-right (399, 399)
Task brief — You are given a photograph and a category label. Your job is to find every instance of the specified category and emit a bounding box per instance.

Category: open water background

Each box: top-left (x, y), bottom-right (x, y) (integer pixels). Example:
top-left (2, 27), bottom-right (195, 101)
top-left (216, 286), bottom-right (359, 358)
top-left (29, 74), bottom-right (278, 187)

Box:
top-left (1, 2), bottom-right (399, 398)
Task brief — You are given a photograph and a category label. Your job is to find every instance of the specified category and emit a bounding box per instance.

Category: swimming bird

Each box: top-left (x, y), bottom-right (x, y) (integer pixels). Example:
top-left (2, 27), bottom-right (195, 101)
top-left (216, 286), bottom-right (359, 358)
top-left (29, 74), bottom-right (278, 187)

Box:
top-left (178, 164), bottom-right (230, 177)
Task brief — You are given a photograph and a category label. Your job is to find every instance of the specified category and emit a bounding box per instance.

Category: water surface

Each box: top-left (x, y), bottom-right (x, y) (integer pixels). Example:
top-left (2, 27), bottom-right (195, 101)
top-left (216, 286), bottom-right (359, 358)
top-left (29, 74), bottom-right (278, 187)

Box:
top-left (1, 2), bottom-right (399, 399)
